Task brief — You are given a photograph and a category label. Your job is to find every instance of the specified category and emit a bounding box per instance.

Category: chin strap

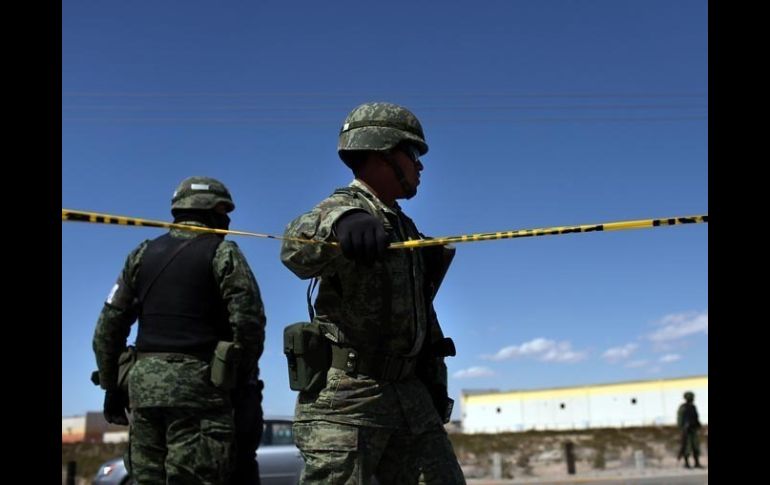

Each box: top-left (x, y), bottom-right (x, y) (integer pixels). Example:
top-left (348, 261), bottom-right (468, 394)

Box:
top-left (383, 153), bottom-right (416, 199)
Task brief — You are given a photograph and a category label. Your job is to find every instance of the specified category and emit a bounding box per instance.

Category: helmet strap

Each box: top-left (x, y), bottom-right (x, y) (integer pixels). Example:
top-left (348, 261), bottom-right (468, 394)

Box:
top-left (384, 153), bottom-right (416, 199)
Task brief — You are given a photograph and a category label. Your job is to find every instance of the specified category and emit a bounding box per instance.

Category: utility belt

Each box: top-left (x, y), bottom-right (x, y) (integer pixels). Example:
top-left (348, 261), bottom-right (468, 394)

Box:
top-left (137, 342), bottom-right (241, 391)
top-left (283, 320), bottom-right (418, 393)
top-left (136, 350), bottom-right (212, 362)
top-left (330, 345), bottom-right (416, 381)
top-left (91, 341), bottom-right (241, 392)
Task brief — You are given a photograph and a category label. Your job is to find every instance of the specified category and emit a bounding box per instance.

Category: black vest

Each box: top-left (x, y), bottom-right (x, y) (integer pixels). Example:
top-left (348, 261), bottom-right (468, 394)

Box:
top-left (135, 233), bottom-right (231, 354)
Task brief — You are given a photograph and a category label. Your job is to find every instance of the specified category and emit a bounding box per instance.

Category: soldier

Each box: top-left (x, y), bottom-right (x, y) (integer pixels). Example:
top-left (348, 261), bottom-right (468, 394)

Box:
top-left (92, 176), bottom-right (266, 485)
top-left (280, 102), bottom-right (466, 484)
top-left (677, 391), bottom-right (704, 469)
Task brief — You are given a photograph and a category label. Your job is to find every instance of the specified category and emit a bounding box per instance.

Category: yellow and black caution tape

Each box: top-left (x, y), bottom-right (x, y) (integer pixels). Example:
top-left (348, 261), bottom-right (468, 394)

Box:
top-left (61, 209), bottom-right (330, 246)
top-left (63, 209), bottom-right (707, 250)
top-left (391, 214), bottom-right (708, 249)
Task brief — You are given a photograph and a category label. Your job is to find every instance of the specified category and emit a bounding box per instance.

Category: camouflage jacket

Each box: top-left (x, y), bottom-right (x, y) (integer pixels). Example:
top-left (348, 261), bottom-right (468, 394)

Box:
top-left (280, 179), bottom-right (442, 432)
top-left (92, 222), bottom-right (266, 408)
top-left (677, 403), bottom-right (701, 430)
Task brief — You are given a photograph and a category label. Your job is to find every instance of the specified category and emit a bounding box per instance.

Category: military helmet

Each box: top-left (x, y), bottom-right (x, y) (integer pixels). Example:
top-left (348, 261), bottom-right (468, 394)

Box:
top-left (684, 391), bottom-right (694, 400)
top-left (338, 102), bottom-right (428, 166)
top-left (171, 176), bottom-right (235, 212)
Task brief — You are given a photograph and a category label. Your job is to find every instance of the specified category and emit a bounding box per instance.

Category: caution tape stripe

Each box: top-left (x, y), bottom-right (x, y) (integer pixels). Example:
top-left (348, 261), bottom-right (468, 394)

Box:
top-left (391, 215), bottom-right (707, 249)
top-left (63, 209), bottom-right (707, 250)
top-left (62, 209), bottom-right (328, 245)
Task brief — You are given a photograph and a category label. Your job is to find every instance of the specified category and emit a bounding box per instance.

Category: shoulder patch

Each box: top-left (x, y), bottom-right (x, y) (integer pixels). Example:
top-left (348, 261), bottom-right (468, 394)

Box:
top-left (105, 283), bottom-right (119, 304)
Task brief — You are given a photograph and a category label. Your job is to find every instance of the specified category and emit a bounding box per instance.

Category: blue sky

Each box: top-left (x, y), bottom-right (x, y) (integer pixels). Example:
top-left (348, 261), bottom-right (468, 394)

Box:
top-left (62, 0), bottom-right (708, 420)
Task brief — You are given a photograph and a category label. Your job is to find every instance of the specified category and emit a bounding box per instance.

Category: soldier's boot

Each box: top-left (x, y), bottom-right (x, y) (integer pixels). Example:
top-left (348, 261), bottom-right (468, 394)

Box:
top-left (693, 453), bottom-right (703, 469)
top-left (683, 456), bottom-right (691, 469)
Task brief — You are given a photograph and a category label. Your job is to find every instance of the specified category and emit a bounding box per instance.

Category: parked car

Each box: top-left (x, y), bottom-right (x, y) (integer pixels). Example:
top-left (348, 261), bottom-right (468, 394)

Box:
top-left (93, 416), bottom-right (303, 485)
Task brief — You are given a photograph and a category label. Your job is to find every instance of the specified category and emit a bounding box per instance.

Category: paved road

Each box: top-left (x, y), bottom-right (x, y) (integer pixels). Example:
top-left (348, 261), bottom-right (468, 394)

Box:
top-left (468, 470), bottom-right (708, 485)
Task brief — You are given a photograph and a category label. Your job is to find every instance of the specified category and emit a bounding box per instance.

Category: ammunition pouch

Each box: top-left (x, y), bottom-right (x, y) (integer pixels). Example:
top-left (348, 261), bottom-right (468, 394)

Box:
top-left (283, 321), bottom-right (331, 393)
top-left (90, 345), bottom-right (137, 394)
top-left (210, 341), bottom-right (242, 391)
top-left (431, 337), bottom-right (456, 357)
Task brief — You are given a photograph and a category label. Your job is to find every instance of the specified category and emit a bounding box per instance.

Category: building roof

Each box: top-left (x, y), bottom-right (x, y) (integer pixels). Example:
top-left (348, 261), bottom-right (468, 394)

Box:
top-left (462, 375), bottom-right (708, 404)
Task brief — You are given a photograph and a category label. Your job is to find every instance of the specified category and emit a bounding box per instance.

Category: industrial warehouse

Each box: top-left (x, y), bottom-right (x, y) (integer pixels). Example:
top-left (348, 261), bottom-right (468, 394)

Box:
top-left (460, 375), bottom-right (707, 433)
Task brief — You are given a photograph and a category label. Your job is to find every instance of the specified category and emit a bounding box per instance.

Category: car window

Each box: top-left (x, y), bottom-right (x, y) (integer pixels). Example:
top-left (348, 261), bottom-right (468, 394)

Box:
top-left (261, 420), bottom-right (294, 446)
top-left (271, 422), bottom-right (294, 445)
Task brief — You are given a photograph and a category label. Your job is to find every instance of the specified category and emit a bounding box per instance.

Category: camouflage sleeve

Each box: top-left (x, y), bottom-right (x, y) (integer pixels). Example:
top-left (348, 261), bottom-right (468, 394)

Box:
top-left (677, 403), bottom-right (685, 428)
top-left (92, 241), bottom-right (147, 390)
top-left (280, 194), bottom-right (363, 279)
top-left (213, 240), bottom-right (266, 382)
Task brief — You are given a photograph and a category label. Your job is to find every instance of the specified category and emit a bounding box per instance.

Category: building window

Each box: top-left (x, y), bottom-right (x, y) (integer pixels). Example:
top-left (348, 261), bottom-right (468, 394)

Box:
top-left (496, 407), bottom-right (501, 414)
top-left (631, 398), bottom-right (637, 405)
top-left (560, 403), bottom-right (566, 409)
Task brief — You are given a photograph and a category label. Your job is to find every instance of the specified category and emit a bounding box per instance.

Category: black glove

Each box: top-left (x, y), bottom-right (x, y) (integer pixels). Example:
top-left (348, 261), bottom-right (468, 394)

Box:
top-left (103, 389), bottom-right (129, 425)
top-left (334, 210), bottom-right (389, 266)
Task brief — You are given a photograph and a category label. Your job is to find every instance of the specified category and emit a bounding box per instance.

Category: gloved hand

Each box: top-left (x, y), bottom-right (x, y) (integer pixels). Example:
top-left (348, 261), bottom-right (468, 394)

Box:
top-left (334, 210), bottom-right (389, 266)
top-left (103, 389), bottom-right (129, 425)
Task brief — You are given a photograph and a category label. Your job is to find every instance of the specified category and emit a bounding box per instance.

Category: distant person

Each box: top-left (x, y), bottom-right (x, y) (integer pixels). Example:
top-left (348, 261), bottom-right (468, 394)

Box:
top-left (677, 391), bottom-right (703, 469)
top-left (92, 176), bottom-right (266, 484)
top-left (280, 102), bottom-right (465, 484)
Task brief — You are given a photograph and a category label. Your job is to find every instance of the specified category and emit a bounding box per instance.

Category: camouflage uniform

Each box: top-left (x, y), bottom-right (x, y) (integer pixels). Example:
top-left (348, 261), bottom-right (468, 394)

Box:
top-left (93, 177), bottom-right (266, 485)
top-left (677, 392), bottom-right (702, 467)
top-left (281, 109), bottom-right (466, 485)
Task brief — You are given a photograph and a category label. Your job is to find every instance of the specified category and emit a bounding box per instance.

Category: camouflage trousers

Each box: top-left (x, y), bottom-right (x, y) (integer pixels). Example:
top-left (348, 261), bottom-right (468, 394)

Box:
top-left (293, 420), bottom-right (466, 485)
top-left (678, 428), bottom-right (701, 457)
top-left (127, 406), bottom-right (234, 485)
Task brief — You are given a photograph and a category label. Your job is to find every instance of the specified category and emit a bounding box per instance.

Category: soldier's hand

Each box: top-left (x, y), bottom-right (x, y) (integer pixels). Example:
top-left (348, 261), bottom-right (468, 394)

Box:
top-left (103, 389), bottom-right (129, 426)
top-left (334, 210), bottom-right (389, 266)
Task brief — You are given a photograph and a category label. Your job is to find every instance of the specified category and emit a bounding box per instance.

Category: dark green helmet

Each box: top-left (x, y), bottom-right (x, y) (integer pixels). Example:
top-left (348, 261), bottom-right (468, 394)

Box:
top-left (684, 391), bottom-right (694, 401)
top-left (171, 176), bottom-right (235, 212)
top-left (338, 102), bottom-right (428, 167)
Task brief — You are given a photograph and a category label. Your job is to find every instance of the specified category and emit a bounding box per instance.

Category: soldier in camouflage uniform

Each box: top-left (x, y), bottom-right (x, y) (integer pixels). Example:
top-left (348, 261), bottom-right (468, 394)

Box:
top-left (280, 102), bottom-right (466, 484)
top-left (677, 391), bottom-right (704, 469)
top-left (92, 176), bottom-right (266, 485)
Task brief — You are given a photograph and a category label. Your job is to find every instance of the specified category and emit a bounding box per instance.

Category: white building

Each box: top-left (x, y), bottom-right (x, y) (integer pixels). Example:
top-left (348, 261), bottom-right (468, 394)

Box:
top-left (62, 412), bottom-right (129, 443)
top-left (461, 375), bottom-right (707, 433)
top-left (103, 430), bottom-right (130, 443)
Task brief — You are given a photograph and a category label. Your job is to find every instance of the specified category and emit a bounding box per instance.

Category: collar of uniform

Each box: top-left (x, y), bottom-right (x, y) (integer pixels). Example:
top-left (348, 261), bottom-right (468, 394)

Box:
top-left (350, 179), bottom-right (401, 215)
top-left (169, 220), bottom-right (212, 238)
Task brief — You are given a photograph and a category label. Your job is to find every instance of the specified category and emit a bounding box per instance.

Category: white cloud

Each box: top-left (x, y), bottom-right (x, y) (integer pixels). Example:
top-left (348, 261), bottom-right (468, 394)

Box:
top-left (483, 338), bottom-right (587, 364)
top-left (625, 359), bottom-right (649, 368)
top-left (648, 311), bottom-right (708, 342)
top-left (659, 353), bottom-right (681, 363)
top-left (452, 366), bottom-right (495, 379)
top-left (602, 343), bottom-right (638, 363)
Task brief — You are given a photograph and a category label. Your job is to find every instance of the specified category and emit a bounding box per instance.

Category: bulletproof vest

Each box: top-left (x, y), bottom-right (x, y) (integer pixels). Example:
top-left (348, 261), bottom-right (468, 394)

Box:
top-left (135, 233), bottom-right (231, 354)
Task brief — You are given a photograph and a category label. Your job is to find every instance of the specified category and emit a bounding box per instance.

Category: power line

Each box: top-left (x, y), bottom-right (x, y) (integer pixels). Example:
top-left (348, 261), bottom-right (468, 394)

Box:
top-left (62, 115), bottom-right (707, 124)
top-left (62, 91), bottom-right (708, 99)
top-left (62, 103), bottom-right (707, 112)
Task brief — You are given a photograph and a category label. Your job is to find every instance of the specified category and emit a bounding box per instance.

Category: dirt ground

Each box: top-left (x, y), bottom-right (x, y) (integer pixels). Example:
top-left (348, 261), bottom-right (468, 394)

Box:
top-left (450, 425), bottom-right (708, 480)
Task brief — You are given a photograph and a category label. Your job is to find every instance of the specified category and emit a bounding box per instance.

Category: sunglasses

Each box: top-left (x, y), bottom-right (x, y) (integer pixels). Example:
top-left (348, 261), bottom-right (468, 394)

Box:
top-left (400, 144), bottom-right (422, 165)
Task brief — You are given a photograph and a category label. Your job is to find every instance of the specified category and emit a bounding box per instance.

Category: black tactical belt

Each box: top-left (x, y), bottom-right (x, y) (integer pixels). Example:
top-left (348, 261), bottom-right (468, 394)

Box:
top-left (137, 350), bottom-right (211, 362)
top-left (330, 345), bottom-right (416, 381)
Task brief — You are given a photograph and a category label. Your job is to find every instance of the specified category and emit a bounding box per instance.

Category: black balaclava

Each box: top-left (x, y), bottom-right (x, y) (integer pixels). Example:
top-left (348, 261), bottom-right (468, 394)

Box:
top-left (172, 209), bottom-right (231, 232)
